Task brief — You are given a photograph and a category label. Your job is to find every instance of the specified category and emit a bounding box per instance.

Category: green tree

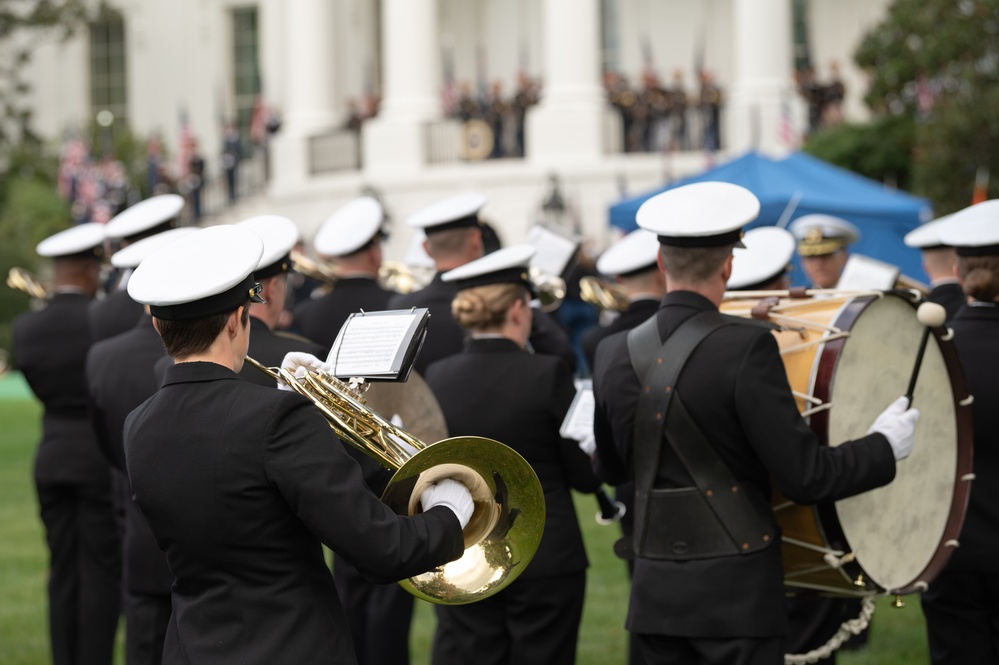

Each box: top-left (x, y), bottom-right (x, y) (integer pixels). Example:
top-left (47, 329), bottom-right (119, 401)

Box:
top-left (854, 0), bottom-right (999, 214)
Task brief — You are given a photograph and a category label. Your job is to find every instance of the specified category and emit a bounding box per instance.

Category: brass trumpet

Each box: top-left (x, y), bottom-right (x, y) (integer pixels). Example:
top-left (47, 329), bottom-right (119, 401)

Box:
top-left (7, 267), bottom-right (49, 300)
top-left (528, 268), bottom-right (566, 313)
top-left (579, 275), bottom-right (629, 311)
top-left (291, 251), bottom-right (431, 296)
top-left (244, 356), bottom-right (546, 605)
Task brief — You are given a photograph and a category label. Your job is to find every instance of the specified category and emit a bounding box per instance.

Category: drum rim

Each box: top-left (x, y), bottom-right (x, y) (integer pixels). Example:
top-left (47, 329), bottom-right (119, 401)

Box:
top-left (811, 292), bottom-right (975, 595)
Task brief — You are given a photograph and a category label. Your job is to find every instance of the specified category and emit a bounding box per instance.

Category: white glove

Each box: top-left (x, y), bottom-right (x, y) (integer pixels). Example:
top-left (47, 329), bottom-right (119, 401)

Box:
top-left (420, 478), bottom-right (474, 529)
top-left (867, 396), bottom-right (921, 461)
top-left (277, 352), bottom-right (331, 391)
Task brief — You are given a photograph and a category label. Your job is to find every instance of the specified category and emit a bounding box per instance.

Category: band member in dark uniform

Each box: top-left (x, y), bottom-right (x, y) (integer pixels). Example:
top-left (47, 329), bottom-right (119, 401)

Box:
top-left (592, 183), bottom-right (918, 665)
top-left (389, 193), bottom-right (488, 374)
top-left (87, 227), bottom-right (196, 665)
top-left (122, 225), bottom-right (473, 664)
top-left (295, 198), bottom-right (394, 352)
top-left (425, 245), bottom-right (601, 665)
top-left (904, 217), bottom-right (967, 321)
top-left (922, 200), bottom-right (999, 664)
top-left (90, 194), bottom-right (185, 341)
top-left (235, 215), bottom-right (325, 385)
top-left (390, 193), bottom-right (575, 375)
top-left (13, 223), bottom-right (121, 665)
top-left (789, 215), bottom-right (860, 290)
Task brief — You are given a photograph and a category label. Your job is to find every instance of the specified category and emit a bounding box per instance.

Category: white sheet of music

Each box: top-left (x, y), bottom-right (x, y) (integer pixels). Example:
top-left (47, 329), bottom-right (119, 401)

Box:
top-left (560, 380), bottom-right (595, 439)
top-left (327, 312), bottom-right (415, 377)
top-left (837, 254), bottom-right (900, 291)
top-left (526, 224), bottom-right (580, 277)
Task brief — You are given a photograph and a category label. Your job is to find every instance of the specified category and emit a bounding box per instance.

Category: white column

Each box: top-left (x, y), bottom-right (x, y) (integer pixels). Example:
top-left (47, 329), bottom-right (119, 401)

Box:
top-left (526, 0), bottom-right (607, 165)
top-left (270, 0), bottom-right (337, 193)
top-left (362, 0), bottom-right (440, 174)
top-left (725, 0), bottom-right (796, 155)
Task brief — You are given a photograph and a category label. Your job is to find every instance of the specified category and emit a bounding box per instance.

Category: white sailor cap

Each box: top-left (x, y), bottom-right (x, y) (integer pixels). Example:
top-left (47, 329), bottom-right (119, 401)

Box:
top-left (789, 214), bottom-right (861, 256)
top-left (937, 199), bottom-right (999, 257)
top-left (104, 194), bottom-right (184, 241)
top-left (596, 230), bottom-right (661, 277)
top-left (36, 222), bottom-right (106, 259)
top-left (111, 227), bottom-right (199, 269)
top-left (728, 226), bottom-right (796, 290)
top-left (236, 215), bottom-right (300, 279)
top-left (903, 215), bottom-right (954, 250)
top-left (128, 225), bottom-right (266, 321)
top-left (442, 244), bottom-right (536, 293)
top-left (406, 193), bottom-right (487, 235)
top-left (636, 182), bottom-right (757, 248)
top-left (314, 197), bottom-right (384, 257)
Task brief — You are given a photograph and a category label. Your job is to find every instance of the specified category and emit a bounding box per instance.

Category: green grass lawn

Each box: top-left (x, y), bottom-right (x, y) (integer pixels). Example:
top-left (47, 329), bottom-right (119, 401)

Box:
top-left (0, 382), bottom-right (929, 664)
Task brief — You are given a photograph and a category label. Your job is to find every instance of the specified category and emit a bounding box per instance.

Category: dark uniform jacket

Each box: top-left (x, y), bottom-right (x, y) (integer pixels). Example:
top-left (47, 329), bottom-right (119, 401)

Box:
top-left (86, 315), bottom-right (173, 594)
top-left (389, 274), bottom-right (465, 375)
top-left (592, 291), bottom-right (896, 637)
top-left (928, 281), bottom-right (966, 323)
top-left (89, 288), bottom-right (145, 342)
top-left (295, 277), bottom-right (394, 352)
top-left (240, 316), bottom-right (325, 387)
top-left (14, 291), bottom-right (109, 483)
top-left (944, 303), bottom-right (999, 572)
top-left (581, 298), bottom-right (660, 371)
top-left (124, 361), bottom-right (465, 665)
top-left (425, 337), bottom-right (599, 580)
top-left (390, 274), bottom-right (577, 375)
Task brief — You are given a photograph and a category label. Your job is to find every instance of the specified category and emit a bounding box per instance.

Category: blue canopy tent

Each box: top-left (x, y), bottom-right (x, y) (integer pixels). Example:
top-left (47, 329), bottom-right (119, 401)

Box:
top-left (608, 151), bottom-right (935, 283)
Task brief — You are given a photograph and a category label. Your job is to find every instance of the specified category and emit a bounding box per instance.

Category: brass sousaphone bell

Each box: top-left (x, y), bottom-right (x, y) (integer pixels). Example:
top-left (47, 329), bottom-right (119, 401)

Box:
top-left (244, 356), bottom-right (546, 605)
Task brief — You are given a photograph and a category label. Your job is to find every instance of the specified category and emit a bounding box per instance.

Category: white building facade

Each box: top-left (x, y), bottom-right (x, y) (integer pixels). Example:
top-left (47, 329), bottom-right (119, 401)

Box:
top-left (24, 0), bottom-right (892, 258)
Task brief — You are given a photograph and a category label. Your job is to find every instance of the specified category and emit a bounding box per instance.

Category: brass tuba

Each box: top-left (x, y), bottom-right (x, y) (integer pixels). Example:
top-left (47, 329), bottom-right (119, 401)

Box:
top-left (579, 275), bottom-right (629, 311)
top-left (244, 356), bottom-right (546, 605)
top-left (7, 267), bottom-right (49, 300)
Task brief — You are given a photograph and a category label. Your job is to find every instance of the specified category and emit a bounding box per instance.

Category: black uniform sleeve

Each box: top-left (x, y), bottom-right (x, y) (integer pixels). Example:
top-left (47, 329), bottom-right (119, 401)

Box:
top-left (734, 332), bottom-right (896, 503)
top-left (263, 396), bottom-right (464, 583)
top-left (592, 333), bottom-right (636, 486)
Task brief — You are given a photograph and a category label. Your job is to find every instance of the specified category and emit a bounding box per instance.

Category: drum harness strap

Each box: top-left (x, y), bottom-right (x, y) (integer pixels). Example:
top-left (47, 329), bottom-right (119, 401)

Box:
top-left (627, 309), bottom-right (879, 665)
top-left (626, 309), bottom-right (775, 561)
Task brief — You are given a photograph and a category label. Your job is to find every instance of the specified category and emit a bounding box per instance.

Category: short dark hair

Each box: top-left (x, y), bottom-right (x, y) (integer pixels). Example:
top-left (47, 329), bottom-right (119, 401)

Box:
top-left (660, 244), bottom-right (735, 283)
top-left (156, 301), bottom-right (250, 359)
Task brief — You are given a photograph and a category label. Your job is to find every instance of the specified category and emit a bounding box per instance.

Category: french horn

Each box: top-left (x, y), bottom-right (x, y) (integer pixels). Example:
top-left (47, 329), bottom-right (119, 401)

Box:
top-left (244, 356), bottom-right (546, 605)
top-left (528, 267), bottom-right (566, 313)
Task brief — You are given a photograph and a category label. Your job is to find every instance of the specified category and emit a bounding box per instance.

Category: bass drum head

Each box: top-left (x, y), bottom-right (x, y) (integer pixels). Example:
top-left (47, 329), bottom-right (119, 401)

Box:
top-left (822, 295), bottom-right (968, 593)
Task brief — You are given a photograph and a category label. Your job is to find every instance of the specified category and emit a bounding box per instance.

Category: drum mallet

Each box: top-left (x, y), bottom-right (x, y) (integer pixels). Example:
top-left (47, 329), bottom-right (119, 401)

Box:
top-left (904, 302), bottom-right (948, 407)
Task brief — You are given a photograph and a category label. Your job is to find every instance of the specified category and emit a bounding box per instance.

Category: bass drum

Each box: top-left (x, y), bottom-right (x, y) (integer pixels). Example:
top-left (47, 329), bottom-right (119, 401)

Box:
top-left (721, 291), bottom-right (974, 596)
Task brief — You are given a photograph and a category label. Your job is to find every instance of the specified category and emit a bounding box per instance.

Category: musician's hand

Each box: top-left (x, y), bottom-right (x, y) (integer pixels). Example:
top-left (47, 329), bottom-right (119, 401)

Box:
top-left (278, 352), bottom-right (331, 390)
top-left (867, 396), bottom-right (921, 461)
top-left (420, 478), bottom-right (474, 529)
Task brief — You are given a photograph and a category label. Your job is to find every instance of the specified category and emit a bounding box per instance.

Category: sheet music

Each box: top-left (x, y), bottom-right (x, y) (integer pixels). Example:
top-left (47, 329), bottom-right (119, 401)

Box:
top-left (526, 224), bottom-right (580, 278)
top-left (837, 254), bottom-right (900, 291)
top-left (560, 380), bottom-right (595, 439)
top-left (327, 312), bottom-right (416, 377)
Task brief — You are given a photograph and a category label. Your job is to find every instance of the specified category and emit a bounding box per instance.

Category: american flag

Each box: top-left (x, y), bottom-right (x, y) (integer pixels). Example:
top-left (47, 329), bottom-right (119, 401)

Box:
top-left (177, 106), bottom-right (194, 179)
top-left (779, 95), bottom-right (797, 149)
